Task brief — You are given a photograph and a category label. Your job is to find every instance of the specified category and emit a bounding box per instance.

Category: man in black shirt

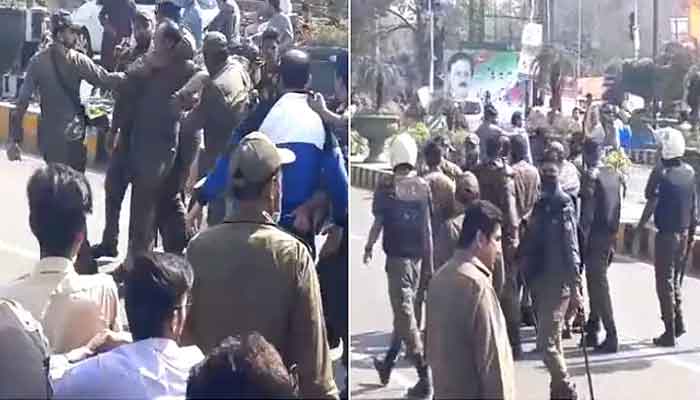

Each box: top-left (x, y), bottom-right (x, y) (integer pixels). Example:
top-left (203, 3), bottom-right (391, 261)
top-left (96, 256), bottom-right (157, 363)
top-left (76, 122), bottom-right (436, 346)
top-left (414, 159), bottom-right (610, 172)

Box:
top-left (636, 127), bottom-right (697, 347)
top-left (580, 139), bottom-right (623, 352)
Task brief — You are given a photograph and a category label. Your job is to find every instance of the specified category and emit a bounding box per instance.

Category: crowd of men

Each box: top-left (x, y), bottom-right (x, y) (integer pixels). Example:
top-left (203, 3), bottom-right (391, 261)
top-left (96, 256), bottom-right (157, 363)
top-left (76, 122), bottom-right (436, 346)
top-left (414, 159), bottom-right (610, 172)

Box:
top-left (0, 0), bottom-right (349, 398)
top-left (365, 104), bottom-right (697, 399)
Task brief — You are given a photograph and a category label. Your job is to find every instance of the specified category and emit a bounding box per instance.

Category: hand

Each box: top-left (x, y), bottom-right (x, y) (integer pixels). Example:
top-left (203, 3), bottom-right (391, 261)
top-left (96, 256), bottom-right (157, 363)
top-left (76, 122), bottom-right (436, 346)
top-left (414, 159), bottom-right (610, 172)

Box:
top-left (185, 169), bottom-right (199, 196)
top-left (291, 206), bottom-right (312, 235)
top-left (6, 141), bottom-right (22, 161)
top-left (186, 202), bottom-right (203, 236)
top-left (319, 225), bottom-right (343, 259)
top-left (363, 246), bottom-right (373, 265)
top-left (86, 329), bottom-right (132, 354)
top-left (307, 92), bottom-right (328, 115)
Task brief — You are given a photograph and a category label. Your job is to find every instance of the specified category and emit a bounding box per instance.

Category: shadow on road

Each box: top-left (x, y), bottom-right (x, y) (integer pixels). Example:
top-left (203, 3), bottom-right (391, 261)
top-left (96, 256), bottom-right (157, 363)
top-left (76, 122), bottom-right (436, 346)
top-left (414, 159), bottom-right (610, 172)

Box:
top-left (527, 339), bottom-right (700, 377)
top-left (350, 383), bottom-right (387, 398)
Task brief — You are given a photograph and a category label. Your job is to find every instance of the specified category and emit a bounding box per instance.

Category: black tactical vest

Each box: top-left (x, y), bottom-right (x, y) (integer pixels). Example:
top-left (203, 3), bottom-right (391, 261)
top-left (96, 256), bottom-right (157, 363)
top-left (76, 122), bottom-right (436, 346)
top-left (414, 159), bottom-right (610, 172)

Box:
top-left (382, 197), bottom-right (428, 259)
top-left (585, 167), bottom-right (622, 234)
top-left (655, 162), bottom-right (696, 233)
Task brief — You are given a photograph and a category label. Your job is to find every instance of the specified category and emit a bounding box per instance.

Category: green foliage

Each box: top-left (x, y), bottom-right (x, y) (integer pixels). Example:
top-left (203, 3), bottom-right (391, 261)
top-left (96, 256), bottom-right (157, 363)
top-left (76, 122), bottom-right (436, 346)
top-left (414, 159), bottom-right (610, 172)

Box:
top-left (604, 149), bottom-right (632, 177)
top-left (406, 122), bottom-right (430, 147)
top-left (308, 23), bottom-right (348, 47)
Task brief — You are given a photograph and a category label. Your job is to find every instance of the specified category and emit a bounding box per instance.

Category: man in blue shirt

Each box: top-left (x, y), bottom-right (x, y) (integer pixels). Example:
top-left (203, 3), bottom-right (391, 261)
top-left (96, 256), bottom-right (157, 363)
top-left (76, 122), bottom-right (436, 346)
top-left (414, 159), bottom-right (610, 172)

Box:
top-left (188, 49), bottom-right (348, 252)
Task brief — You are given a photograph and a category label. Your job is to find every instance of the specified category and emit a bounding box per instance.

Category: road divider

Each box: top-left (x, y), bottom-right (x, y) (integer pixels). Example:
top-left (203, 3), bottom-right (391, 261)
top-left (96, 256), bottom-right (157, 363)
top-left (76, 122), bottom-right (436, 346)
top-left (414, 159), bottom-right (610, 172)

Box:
top-left (0, 101), bottom-right (102, 167)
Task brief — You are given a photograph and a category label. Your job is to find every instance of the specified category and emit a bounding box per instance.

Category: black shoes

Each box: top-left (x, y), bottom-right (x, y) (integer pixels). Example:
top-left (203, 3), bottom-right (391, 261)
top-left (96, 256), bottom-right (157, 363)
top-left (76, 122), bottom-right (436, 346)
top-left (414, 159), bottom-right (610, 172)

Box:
top-left (562, 324), bottom-right (573, 339)
top-left (373, 357), bottom-right (394, 386)
top-left (91, 243), bottom-right (118, 259)
top-left (551, 381), bottom-right (578, 400)
top-left (676, 315), bottom-right (687, 338)
top-left (594, 336), bottom-right (619, 353)
top-left (653, 331), bottom-right (676, 347)
top-left (581, 331), bottom-right (599, 348)
top-left (406, 366), bottom-right (433, 400)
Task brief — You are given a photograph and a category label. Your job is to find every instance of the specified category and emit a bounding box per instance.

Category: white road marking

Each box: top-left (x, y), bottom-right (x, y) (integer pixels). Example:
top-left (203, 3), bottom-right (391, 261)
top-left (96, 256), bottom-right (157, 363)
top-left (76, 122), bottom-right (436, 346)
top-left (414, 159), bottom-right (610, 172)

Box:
top-left (0, 240), bottom-right (37, 261)
top-left (350, 351), bottom-right (413, 389)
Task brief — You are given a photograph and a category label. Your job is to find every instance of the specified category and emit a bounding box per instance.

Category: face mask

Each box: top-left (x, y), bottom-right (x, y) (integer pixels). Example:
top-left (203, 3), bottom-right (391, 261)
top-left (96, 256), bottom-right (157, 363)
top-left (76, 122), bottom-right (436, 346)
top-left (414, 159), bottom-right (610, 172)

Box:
top-left (270, 211), bottom-right (281, 223)
top-left (541, 175), bottom-right (558, 192)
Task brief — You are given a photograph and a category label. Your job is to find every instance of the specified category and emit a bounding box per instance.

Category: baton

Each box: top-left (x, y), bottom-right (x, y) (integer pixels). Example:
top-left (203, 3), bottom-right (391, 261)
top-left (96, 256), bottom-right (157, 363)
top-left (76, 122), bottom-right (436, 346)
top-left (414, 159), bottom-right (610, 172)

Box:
top-left (578, 308), bottom-right (596, 400)
top-left (680, 237), bottom-right (694, 287)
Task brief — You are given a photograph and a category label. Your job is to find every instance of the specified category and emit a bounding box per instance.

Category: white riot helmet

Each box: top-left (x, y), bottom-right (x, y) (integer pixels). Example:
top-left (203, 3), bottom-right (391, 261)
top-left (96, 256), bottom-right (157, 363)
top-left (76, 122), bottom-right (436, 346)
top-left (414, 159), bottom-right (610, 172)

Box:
top-left (657, 127), bottom-right (686, 160)
top-left (389, 133), bottom-right (418, 169)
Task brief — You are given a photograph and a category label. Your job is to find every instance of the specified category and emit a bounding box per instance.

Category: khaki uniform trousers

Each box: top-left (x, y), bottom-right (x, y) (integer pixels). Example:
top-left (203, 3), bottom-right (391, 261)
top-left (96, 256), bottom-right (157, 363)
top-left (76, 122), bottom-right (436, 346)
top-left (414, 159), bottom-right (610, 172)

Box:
top-left (386, 256), bottom-right (423, 359)
top-left (533, 275), bottom-right (572, 387)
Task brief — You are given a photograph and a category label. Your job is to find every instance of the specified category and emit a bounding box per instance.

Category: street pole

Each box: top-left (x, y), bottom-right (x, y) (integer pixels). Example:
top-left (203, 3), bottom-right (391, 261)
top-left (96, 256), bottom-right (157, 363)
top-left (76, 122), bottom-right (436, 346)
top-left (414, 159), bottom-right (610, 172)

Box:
top-left (429, 0), bottom-right (435, 93)
top-left (653, 0), bottom-right (658, 127)
top-left (634, 0), bottom-right (640, 60)
top-left (577, 0), bottom-right (581, 79)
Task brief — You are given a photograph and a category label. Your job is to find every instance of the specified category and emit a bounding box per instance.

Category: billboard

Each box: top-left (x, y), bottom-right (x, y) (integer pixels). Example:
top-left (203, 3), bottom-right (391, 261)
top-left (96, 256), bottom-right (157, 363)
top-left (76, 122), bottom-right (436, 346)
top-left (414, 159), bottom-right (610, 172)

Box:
top-left (444, 49), bottom-right (526, 119)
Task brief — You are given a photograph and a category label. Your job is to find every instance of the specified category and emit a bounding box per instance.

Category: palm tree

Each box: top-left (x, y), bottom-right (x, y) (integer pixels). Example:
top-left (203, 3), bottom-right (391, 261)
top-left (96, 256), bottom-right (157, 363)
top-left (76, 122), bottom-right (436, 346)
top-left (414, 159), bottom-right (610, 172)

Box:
top-left (353, 57), bottom-right (403, 113)
top-left (530, 45), bottom-right (575, 113)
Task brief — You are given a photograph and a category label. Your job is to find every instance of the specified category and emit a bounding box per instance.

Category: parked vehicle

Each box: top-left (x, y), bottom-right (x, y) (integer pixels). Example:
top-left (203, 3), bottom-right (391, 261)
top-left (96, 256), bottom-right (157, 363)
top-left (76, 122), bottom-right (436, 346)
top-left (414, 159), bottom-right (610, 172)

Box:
top-left (71, 0), bottom-right (219, 56)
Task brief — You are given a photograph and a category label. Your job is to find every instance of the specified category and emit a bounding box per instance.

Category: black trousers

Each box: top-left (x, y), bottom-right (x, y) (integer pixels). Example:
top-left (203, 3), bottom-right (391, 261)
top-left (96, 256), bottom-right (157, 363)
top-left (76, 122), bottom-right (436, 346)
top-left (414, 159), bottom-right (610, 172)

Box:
top-left (43, 141), bottom-right (95, 274)
top-left (317, 232), bottom-right (349, 367)
top-left (101, 147), bottom-right (130, 249)
top-left (128, 162), bottom-right (187, 263)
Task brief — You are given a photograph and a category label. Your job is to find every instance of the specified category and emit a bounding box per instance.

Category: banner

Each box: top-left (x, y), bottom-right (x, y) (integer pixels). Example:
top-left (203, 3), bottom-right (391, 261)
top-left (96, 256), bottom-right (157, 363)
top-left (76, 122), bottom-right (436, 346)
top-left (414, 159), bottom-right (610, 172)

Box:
top-left (691, 0), bottom-right (700, 42)
top-left (444, 49), bottom-right (526, 119)
top-left (518, 23), bottom-right (543, 75)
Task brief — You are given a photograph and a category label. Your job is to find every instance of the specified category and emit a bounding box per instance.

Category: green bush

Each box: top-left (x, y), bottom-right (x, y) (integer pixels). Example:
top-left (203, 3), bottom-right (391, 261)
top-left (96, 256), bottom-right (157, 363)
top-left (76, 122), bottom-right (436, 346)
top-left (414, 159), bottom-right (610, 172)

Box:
top-left (308, 24), bottom-right (348, 47)
top-left (407, 122), bottom-right (430, 148)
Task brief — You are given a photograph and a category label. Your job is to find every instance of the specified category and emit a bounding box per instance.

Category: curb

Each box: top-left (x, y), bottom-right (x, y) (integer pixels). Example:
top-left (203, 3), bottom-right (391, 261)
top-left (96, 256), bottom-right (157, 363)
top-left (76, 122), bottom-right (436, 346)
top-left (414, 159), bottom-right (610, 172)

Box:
top-left (617, 222), bottom-right (700, 273)
top-left (350, 163), bottom-right (391, 191)
top-left (0, 101), bottom-right (102, 167)
top-left (629, 149), bottom-right (658, 165)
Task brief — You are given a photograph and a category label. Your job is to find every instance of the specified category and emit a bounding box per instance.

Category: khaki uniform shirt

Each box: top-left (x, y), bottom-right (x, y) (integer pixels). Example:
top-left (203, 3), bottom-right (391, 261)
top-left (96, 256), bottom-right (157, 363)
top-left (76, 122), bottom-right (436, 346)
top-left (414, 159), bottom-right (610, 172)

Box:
top-left (180, 58), bottom-right (252, 173)
top-left (475, 159), bottom-right (519, 244)
top-left (0, 257), bottom-right (125, 354)
top-left (512, 160), bottom-right (540, 224)
top-left (185, 210), bottom-right (338, 399)
top-left (15, 44), bottom-right (123, 156)
top-left (419, 159), bottom-right (463, 182)
top-left (427, 255), bottom-right (515, 400)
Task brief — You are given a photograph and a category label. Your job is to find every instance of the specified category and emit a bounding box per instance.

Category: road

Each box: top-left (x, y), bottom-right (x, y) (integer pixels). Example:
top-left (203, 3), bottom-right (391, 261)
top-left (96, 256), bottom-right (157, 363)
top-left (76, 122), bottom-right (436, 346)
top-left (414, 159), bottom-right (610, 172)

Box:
top-left (0, 151), bottom-right (131, 285)
top-left (350, 186), bottom-right (700, 400)
top-left (0, 150), bottom-right (346, 389)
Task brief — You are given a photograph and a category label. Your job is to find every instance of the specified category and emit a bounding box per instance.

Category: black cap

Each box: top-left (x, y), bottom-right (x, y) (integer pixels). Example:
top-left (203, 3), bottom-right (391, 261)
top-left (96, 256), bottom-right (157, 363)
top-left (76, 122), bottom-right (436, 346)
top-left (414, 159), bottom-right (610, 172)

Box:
top-left (484, 103), bottom-right (498, 118)
top-left (51, 10), bottom-right (81, 34)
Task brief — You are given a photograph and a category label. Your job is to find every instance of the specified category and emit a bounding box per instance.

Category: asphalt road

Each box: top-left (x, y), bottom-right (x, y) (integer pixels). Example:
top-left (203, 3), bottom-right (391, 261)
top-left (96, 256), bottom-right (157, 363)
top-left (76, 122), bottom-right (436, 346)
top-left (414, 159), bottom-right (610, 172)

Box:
top-left (0, 149), bottom-right (347, 389)
top-left (350, 186), bottom-right (700, 400)
top-left (0, 151), bottom-right (131, 284)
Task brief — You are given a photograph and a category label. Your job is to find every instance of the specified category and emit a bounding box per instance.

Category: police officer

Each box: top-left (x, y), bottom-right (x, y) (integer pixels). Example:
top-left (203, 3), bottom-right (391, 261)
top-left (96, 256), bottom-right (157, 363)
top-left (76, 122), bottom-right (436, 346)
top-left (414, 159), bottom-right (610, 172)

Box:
top-left (580, 138), bottom-right (623, 353)
top-left (176, 32), bottom-right (253, 226)
top-left (636, 127), bottom-right (697, 347)
top-left (461, 133), bottom-right (480, 172)
top-left (520, 151), bottom-right (581, 400)
top-left (121, 20), bottom-right (199, 265)
top-left (476, 104), bottom-right (507, 161)
top-left (420, 139), bottom-right (463, 182)
top-left (474, 135), bottom-right (521, 357)
top-left (364, 133), bottom-right (434, 399)
top-left (8, 10), bottom-right (125, 272)
top-left (510, 134), bottom-right (540, 333)
top-left (92, 9), bottom-right (156, 259)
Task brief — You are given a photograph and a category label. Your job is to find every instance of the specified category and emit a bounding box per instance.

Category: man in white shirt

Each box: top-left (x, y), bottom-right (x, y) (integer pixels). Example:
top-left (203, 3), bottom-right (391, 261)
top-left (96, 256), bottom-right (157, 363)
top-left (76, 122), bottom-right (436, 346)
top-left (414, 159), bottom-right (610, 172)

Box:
top-left (53, 252), bottom-right (204, 398)
top-left (0, 164), bottom-right (125, 354)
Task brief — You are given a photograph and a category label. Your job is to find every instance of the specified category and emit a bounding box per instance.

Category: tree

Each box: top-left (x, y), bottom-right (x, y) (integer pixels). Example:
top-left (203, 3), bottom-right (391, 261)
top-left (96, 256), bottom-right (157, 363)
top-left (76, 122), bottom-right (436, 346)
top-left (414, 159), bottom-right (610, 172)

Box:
top-left (531, 45), bottom-right (575, 112)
